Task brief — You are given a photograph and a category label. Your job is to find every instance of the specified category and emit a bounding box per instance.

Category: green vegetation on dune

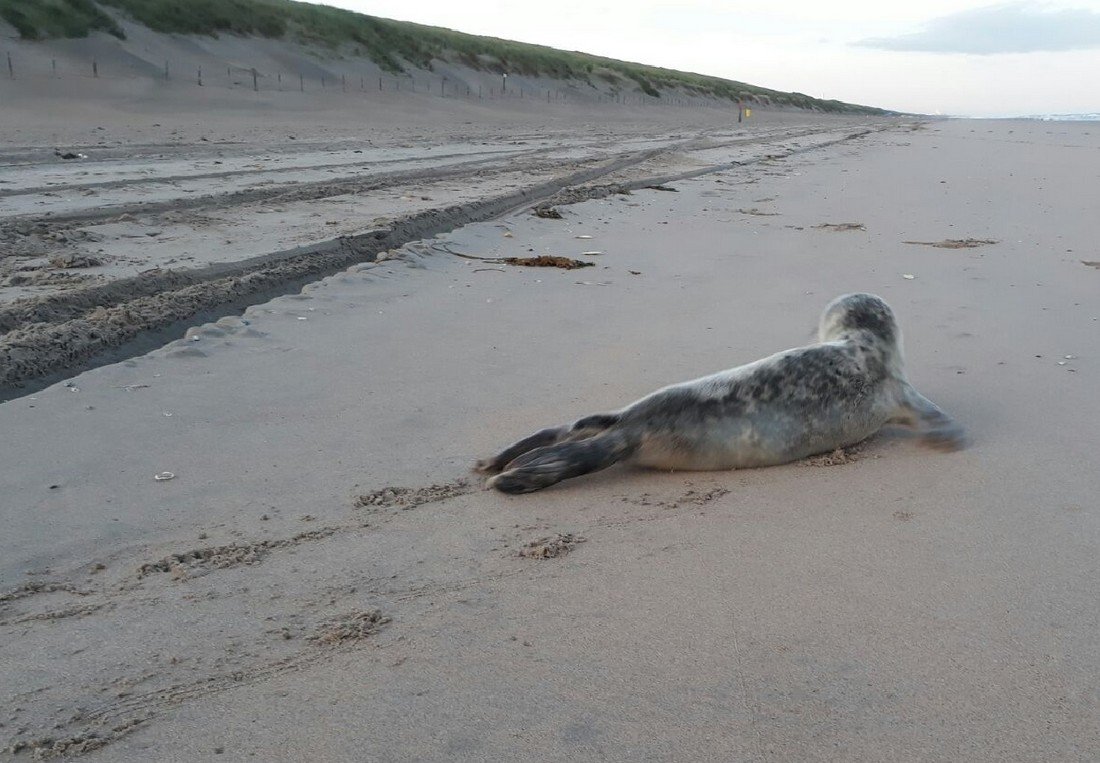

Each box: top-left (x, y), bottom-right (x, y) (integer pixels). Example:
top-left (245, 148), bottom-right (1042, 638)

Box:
top-left (0, 0), bottom-right (123, 40)
top-left (3, 0), bottom-right (886, 114)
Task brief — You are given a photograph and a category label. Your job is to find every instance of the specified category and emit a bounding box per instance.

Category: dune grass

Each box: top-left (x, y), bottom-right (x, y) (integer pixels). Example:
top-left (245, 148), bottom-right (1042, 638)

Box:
top-left (0, 0), bottom-right (124, 40)
top-left (3, 0), bottom-right (887, 114)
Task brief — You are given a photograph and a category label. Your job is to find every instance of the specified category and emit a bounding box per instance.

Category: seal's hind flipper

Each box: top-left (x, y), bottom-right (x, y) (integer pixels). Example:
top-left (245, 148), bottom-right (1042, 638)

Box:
top-left (487, 430), bottom-right (637, 494)
top-left (474, 413), bottom-right (621, 475)
top-left (475, 426), bottom-right (569, 474)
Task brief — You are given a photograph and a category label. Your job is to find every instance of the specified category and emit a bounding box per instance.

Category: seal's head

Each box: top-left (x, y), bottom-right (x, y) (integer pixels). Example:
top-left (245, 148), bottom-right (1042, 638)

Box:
top-left (817, 293), bottom-right (900, 349)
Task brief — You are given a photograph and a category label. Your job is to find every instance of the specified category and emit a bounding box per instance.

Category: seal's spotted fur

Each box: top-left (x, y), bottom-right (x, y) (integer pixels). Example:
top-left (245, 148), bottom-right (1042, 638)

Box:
top-left (477, 294), bottom-right (965, 494)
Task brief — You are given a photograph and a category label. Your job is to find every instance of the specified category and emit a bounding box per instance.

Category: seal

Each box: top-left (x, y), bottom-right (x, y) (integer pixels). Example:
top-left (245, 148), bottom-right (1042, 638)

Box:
top-left (476, 293), bottom-right (966, 494)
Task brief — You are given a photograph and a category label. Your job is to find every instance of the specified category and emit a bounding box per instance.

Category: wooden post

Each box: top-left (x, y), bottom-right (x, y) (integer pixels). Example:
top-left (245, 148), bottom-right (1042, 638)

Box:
top-left (252, 67), bottom-right (258, 91)
top-left (300, 73), bottom-right (304, 91)
top-left (164, 59), bottom-right (169, 80)
top-left (52, 59), bottom-right (56, 78)
top-left (92, 59), bottom-right (98, 78)
top-left (441, 77), bottom-right (446, 96)
top-left (341, 73), bottom-right (346, 92)
top-left (379, 76), bottom-right (382, 91)
top-left (478, 84), bottom-right (482, 99)
top-left (6, 52), bottom-right (12, 79)
top-left (197, 66), bottom-right (202, 86)
top-left (321, 75), bottom-right (326, 89)
top-left (277, 72), bottom-right (282, 89)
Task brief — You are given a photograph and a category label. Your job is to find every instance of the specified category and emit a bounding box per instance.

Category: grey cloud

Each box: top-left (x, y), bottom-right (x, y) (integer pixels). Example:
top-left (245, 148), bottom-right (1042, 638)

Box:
top-left (855, 3), bottom-right (1100, 54)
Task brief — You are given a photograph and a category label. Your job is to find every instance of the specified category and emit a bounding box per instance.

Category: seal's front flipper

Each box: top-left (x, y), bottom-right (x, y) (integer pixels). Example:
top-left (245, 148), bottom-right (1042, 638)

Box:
top-left (896, 385), bottom-right (968, 452)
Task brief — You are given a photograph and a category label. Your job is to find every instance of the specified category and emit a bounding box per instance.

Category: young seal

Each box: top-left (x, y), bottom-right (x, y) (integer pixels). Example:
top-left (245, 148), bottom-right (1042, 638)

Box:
top-left (476, 293), bottom-right (965, 494)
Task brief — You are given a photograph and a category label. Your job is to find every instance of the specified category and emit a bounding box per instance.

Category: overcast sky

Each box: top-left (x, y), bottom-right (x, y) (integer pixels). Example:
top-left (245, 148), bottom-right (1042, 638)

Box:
top-left (303, 1), bottom-right (1100, 116)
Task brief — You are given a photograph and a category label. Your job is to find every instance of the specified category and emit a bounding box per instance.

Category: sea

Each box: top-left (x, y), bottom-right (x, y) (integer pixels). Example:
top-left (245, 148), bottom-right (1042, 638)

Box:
top-left (1025, 113), bottom-right (1100, 121)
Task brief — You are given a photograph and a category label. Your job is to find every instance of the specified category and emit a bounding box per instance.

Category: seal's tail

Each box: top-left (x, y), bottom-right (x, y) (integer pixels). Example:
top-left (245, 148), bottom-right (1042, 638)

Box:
top-left (486, 429), bottom-right (638, 494)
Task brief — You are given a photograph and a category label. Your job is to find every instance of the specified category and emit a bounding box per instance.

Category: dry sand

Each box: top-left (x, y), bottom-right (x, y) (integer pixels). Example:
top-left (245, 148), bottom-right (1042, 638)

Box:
top-left (2, 116), bottom-right (1100, 761)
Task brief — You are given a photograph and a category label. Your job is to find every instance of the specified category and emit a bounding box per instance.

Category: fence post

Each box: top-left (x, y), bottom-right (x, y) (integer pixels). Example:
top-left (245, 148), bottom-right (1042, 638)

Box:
top-left (478, 84), bottom-right (482, 99)
top-left (6, 52), bottom-right (12, 79)
top-left (164, 59), bottom-right (169, 80)
top-left (92, 59), bottom-right (98, 78)
top-left (52, 59), bottom-right (56, 78)
top-left (300, 73), bottom-right (304, 91)
top-left (252, 67), bottom-right (258, 91)
top-left (197, 66), bottom-right (202, 86)
top-left (277, 72), bottom-right (282, 90)
top-left (341, 73), bottom-right (346, 92)
top-left (441, 77), bottom-right (446, 97)
top-left (321, 75), bottom-right (326, 89)
top-left (379, 76), bottom-right (382, 91)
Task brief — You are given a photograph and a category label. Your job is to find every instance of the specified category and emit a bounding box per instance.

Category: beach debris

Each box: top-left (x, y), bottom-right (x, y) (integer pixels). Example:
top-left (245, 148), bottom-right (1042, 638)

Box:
top-left (309, 609), bottom-right (391, 645)
top-left (646, 184), bottom-right (678, 192)
top-left (903, 238), bottom-right (997, 249)
top-left (518, 533), bottom-right (585, 559)
top-left (581, 251), bottom-right (603, 256)
top-left (54, 149), bottom-right (87, 160)
top-left (1082, 261), bottom-right (1100, 269)
top-left (1065, 355), bottom-right (1077, 359)
top-left (629, 270), bottom-right (642, 275)
top-left (154, 472), bottom-right (175, 481)
top-left (813, 222), bottom-right (866, 232)
top-left (533, 206), bottom-right (563, 219)
top-left (575, 234), bottom-right (593, 239)
top-left (502, 255), bottom-right (593, 270)
top-left (902, 274), bottom-right (916, 280)
top-left (503, 231), bottom-right (513, 237)
top-left (575, 280), bottom-right (612, 286)
top-left (735, 208), bottom-right (780, 216)
top-left (48, 254), bottom-right (104, 269)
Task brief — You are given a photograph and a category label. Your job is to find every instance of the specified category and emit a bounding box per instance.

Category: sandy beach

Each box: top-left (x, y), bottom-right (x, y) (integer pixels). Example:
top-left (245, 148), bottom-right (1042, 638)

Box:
top-left (2, 113), bottom-right (1100, 761)
top-left (0, 81), bottom-right (879, 395)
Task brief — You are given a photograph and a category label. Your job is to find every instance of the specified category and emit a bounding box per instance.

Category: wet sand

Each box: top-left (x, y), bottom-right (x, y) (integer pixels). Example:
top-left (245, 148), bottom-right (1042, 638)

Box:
top-left (2, 119), bottom-right (1099, 761)
top-left (0, 95), bottom-right (878, 393)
